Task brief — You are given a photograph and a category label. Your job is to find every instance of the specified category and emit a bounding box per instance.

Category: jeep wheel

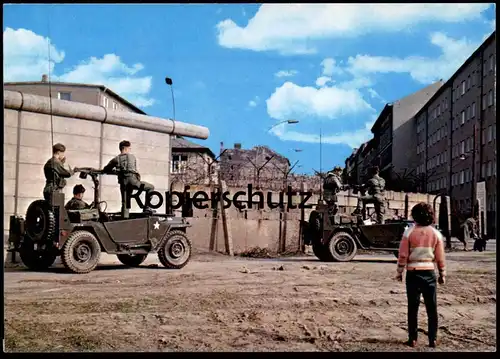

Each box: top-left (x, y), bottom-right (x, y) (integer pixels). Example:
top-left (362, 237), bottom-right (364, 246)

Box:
top-left (19, 240), bottom-right (57, 271)
top-left (327, 231), bottom-right (358, 262)
top-left (61, 231), bottom-right (101, 274)
top-left (25, 200), bottom-right (56, 242)
top-left (158, 230), bottom-right (192, 269)
top-left (117, 254), bottom-right (148, 267)
top-left (312, 242), bottom-right (334, 262)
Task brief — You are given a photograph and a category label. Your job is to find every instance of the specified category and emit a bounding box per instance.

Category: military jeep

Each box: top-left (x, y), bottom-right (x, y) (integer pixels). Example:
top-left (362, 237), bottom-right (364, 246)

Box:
top-left (302, 197), bottom-right (449, 262)
top-left (7, 168), bottom-right (192, 274)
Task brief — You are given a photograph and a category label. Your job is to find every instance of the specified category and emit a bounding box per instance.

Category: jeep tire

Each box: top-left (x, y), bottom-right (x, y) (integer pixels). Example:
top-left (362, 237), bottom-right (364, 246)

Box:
top-left (158, 230), bottom-right (192, 269)
top-left (61, 231), bottom-right (101, 274)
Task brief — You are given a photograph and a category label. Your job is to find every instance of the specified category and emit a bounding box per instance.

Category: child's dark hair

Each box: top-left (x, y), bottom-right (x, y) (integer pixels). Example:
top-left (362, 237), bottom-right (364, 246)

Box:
top-left (411, 202), bottom-right (435, 226)
top-left (119, 140), bottom-right (131, 151)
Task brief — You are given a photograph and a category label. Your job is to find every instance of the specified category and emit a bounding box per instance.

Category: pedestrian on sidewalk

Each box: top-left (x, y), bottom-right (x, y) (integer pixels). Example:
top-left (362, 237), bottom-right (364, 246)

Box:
top-left (395, 202), bottom-right (446, 348)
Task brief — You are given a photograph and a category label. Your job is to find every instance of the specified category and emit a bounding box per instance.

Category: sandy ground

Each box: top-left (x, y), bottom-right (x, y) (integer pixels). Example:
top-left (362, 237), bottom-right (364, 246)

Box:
top-left (4, 248), bottom-right (496, 352)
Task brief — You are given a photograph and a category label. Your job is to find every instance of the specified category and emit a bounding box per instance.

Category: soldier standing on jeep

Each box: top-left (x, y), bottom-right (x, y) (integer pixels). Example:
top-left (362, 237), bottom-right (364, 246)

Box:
top-left (102, 140), bottom-right (155, 217)
top-left (352, 165), bottom-right (386, 224)
top-left (43, 143), bottom-right (75, 201)
top-left (323, 166), bottom-right (346, 222)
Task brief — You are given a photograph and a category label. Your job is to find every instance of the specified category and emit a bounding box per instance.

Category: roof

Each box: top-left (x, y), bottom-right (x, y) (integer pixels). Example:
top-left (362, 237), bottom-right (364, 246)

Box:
top-left (371, 103), bottom-right (393, 133)
top-left (172, 136), bottom-right (216, 159)
top-left (3, 81), bottom-right (147, 115)
top-left (414, 30), bottom-right (496, 119)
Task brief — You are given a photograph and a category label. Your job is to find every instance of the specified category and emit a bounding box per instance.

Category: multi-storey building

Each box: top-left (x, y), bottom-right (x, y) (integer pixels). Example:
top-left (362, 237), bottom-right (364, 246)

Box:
top-left (219, 143), bottom-right (290, 189)
top-left (369, 81), bottom-right (443, 189)
top-left (4, 75), bottom-right (146, 114)
top-left (414, 31), bottom-right (496, 236)
top-left (171, 136), bottom-right (218, 185)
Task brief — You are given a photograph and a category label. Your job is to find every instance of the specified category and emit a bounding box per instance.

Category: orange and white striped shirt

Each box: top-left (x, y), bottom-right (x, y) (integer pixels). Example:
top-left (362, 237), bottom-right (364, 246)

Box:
top-left (397, 224), bottom-right (446, 276)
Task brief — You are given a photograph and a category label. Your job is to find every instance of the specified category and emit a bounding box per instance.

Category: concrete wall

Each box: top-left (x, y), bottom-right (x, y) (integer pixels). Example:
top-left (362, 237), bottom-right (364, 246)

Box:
top-left (3, 90), bottom-right (209, 238)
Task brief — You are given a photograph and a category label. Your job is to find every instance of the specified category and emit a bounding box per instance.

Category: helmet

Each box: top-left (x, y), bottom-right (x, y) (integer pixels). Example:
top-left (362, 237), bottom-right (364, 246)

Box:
top-left (333, 166), bottom-right (342, 173)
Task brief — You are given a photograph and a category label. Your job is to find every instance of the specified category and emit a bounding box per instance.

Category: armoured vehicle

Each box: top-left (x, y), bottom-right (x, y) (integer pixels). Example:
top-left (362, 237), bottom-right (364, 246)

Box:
top-left (7, 168), bottom-right (192, 274)
top-left (302, 195), bottom-right (449, 262)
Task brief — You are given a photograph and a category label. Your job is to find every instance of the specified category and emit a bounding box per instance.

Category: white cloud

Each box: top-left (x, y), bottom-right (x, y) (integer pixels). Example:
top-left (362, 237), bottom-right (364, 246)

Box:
top-left (367, 88), bottom-right (386, 104)
top-left (270, 119), bottom-right (375, 148)
top-left (346, 31), bottom-right (483, 84)
top-left (266, 81), bottom-right (373, 121)
top-left (315, 76), bottom-right (332, 87)
top-left (321, 58), bottom-right (343, 76)
top-left (216, 4), bottom-right (492, 54)
top-left (3, 28), bottom-right (155, 107)
top-left (275, 70), bottom-right (298, 78)
top-left (248, 95), bottom-right (260, 108)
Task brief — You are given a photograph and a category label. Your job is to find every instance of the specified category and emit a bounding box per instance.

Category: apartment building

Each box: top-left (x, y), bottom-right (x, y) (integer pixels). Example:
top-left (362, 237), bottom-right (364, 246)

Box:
top-left (4, 75), bottom-right (146, 114)
top-left (219, 143), bottom-right (290, 189)
top-left (414, 31), bottom-right (496, 236)
top-left (368, 81), bottom-right (443, 189)
top-left (171, 136), bottom-right (218, 185)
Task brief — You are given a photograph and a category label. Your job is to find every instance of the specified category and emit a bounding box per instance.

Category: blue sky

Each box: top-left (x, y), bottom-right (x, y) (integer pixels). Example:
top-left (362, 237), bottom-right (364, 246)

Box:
top-left (3, 4), bottom-right (496, 174)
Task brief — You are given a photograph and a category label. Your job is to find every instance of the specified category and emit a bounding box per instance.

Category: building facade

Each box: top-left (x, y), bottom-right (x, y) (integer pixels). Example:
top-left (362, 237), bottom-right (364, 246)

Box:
top-left (219, 143), bottom-right (291, 189)
top-left (171, 136), bottom-right (218, 185)
top-left (414, 31), bottom-right (496, 236)
top-left (4, 75), bottom-right (146, 114)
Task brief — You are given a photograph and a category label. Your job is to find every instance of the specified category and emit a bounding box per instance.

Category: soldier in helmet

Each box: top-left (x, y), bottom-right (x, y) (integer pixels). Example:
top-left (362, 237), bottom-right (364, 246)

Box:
top-left (102, 140), bottom-right (155, 217)
top-left (65, 184), bottom-right (92, 210)
top-left (43, 143), bottom-right (76, 201)
top-left (352, 165), bottom-right (386, 224)
top-left (323, 166), bottom-right (346, 222)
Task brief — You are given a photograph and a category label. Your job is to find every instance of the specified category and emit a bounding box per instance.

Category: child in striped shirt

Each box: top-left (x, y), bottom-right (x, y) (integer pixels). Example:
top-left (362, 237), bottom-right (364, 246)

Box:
top-left (395, 202), bottom-right (446, 348)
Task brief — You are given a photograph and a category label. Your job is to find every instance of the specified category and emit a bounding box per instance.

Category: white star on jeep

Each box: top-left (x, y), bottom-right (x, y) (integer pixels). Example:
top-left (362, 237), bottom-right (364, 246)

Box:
top-left (153, 221), bottom-right (160, 230)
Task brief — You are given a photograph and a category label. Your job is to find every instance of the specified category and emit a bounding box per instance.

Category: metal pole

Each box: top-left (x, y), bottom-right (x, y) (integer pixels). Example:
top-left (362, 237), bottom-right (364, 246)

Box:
top-left (319, 125), bottom-right (323, 200)
top-left (472, 123), bottom-right (477, 216)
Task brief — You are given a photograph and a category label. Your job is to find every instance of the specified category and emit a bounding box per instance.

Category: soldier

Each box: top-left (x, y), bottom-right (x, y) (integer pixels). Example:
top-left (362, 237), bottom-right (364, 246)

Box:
top-left (65, 184), bottom-right (91, 210)
top-left (352, 165), bottom-right (386, 224)
top-left (43, 143), bottom-right (75, 201)
top-left (323, 166), bottom-right (345, 222)
top-left (102, 140), bottom-right (155, 216)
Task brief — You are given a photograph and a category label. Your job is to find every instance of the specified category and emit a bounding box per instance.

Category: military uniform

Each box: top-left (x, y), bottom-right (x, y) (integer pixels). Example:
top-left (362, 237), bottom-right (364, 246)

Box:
top-left (103, 153), bottom-right (154, 216)
top-left (43, 157), bottom-right (74, 201)
top-left (354, 174), bottom-right (386, 224)
top-left (65, 197), bottom-right (91, 211)
top-left (323, 169), bottom-right (344, 222)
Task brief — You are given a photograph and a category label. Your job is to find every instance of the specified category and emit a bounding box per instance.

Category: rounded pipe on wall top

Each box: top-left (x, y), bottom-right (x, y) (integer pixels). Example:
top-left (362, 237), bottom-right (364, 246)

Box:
top-left (3, 90), bottom-right (209, 140)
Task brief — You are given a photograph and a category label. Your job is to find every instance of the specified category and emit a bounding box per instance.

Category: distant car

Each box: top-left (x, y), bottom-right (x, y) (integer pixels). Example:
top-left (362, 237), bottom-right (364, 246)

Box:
top-left (7, 168), bottom-right (192, 274)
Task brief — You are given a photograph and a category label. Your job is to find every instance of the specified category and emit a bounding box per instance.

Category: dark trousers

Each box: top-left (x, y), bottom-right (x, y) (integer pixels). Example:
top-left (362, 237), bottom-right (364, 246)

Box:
top-left (406, 270), bottom-right (438, 342)
top-left (356, 195), bottom-right (385, 224)
top-left (120, 178), bottom-right (155, 218)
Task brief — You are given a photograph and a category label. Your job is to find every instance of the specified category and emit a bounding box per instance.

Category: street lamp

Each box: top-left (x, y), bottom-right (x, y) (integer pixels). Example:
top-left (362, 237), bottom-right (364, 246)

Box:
top-left (267, 119), bottom-right (299, 132)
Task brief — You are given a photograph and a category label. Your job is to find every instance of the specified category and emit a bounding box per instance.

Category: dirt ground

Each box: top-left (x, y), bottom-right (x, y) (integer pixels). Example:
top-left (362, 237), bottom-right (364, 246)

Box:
top-left (4, 250), bottom-right (496, 352)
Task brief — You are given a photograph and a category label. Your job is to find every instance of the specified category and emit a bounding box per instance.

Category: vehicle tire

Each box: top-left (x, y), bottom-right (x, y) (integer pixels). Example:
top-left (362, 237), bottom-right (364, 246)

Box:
top-left (117, 254), bottom-right (148, 267)
top-left (327, 231), bottom-right (358, 262)
top-left (25, 200), bottom-right (56, 242)
top-left (61, 231), bottom-right (101, 274)
top-left (312, 242), bottom-right (334, 262)
top-left (19, 239), bottom-right (57, 271)
top-left (158, 230), bottom-right (192, 269)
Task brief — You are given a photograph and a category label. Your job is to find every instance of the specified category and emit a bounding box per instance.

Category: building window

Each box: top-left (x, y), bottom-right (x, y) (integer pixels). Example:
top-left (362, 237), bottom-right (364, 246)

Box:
top-left (461, 110), bottom-right (465, 124)
top-left (444, 97), bottom-right (448, 110)
top-left (437, 104), bottom-right (441, 116)
top-left (112, 101), bottom-right (118, 110)
top-left (488, 90), bottom-right (493, 107)
top-left (460, 141), bottom-right (465, 154)
top-left (472, 72), bottom-right (477, 86)
top-left (489, 55), bottom-right (494, 71)
top-left (487, 161), bottom-right (492, 177)
top-left (482, 94), bottom-right (487, 110)
top-left (466, 106), bottom-right (471, 120)
top-left (472, 102), bottom-right (476, 118)
top-left (481, 163), bottom-right (486, 178)
top-left (481, 128), bottom-right (486, 145)
top-left (483, 60), bottom-right (487, 76)
top-left (493, 124), bottom-right (497, 140)
top-left (57, 92), bottom-right (71, 101)
top-left (467, 76), bottom-right (471, 89)
top-left (487, 125), bottom-right (493, 142)
top-left (171, 154), bottom-right (188, 173)
top-left (460, 170), bottom-right (464, 184)
top-left (102, 96), bottom-right (109, 108)
top-left (461, 81), bottom-right (466, 95)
